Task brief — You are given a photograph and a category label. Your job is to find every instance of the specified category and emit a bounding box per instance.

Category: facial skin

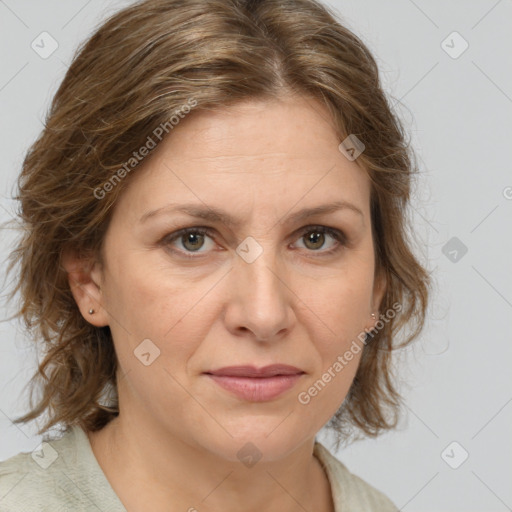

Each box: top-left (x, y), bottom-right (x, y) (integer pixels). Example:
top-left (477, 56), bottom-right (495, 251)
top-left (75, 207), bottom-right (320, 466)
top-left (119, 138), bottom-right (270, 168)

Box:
top-left (64, 94), bottom-right (386, 512)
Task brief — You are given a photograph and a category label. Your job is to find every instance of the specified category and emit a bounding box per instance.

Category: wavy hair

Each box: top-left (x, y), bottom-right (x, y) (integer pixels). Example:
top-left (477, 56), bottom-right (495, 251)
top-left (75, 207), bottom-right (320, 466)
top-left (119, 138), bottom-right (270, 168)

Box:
top-left (4, 0), bottom-right (431, 445)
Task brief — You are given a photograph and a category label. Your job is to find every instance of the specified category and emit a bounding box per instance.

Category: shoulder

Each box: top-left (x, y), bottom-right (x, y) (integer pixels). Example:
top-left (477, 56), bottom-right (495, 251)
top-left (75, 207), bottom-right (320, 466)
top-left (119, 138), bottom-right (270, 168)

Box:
top-left (0, 426), bottom-right (81, 511)
top-left (314, 441), bottom-right (398, 512)
top-left (0, 425), bottom-right (123, 512)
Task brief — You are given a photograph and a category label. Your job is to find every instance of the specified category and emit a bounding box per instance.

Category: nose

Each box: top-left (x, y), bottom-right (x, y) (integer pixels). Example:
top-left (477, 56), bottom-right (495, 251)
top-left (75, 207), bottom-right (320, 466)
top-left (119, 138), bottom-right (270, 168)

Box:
top-left (223, 245), bottom-right (294, 342)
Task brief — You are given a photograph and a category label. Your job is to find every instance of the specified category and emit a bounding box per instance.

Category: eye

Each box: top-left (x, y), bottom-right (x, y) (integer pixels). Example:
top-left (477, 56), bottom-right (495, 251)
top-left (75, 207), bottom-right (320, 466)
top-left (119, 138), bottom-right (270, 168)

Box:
top-left (163, 227), bottom-right (216, 256)
top-left (161, 225), bottom-right (347, 259)
top-left (292, 225), bottom-right (346, 256)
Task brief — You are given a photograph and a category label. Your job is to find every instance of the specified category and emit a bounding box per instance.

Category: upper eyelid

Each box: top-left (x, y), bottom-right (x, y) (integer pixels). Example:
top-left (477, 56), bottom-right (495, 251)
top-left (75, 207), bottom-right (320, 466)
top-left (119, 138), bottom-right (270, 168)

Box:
top-left (167, 223), bottom-right (344, 236)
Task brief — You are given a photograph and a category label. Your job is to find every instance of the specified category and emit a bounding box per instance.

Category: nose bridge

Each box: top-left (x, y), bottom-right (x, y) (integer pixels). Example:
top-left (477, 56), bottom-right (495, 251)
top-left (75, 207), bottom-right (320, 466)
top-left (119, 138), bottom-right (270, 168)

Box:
top-left (237, 236), bottom-right (283, 299)
top-left (231, 236), bottom-right (291, 338)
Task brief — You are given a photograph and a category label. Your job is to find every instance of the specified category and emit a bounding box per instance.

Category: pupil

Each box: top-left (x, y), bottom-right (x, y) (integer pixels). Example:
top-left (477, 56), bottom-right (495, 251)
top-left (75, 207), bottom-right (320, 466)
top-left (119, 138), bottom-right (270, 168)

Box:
top-left (184, 233), bottom-right (203, 251)
top-left (306, 231), bottom-right (324, 249)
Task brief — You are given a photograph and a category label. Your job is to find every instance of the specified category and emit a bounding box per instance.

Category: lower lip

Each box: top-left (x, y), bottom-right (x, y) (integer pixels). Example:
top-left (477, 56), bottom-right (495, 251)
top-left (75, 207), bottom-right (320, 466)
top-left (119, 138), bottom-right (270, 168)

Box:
top-left (206, 373), bottom-right (304, 402)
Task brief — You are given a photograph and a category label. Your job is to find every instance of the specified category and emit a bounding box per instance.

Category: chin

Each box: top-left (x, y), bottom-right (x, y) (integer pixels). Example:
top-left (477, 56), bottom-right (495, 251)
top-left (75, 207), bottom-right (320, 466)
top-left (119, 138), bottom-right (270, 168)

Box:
top-left (198, 424), bottom-right (312, 464)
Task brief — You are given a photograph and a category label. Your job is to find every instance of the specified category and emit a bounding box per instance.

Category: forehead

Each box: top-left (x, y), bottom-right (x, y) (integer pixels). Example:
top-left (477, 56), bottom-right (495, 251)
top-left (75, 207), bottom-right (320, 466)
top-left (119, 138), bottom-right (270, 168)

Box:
top-left (116, 95), bottom-right (371, 226)
top-left (162, 95), bottom-right (342, 161)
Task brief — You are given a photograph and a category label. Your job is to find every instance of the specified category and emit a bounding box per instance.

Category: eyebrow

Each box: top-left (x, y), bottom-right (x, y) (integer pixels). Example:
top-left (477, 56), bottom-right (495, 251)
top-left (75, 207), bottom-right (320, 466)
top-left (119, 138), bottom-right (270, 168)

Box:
top-left (139, 200), bottom-right (364, 227)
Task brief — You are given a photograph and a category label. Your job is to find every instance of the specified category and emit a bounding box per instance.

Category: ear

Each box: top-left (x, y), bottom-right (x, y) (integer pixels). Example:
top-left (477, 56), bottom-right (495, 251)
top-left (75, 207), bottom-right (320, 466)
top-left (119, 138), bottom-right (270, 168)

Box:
top-left (367, 267), bottom-right (387, 330)
top-left (61, 248), bottom-right (109, 327)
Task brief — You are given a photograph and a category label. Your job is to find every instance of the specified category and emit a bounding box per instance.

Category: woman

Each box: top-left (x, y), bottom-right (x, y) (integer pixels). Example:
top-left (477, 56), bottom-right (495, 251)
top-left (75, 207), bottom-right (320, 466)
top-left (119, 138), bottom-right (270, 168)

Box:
top-left (0, 0), bottom-right (430, 510)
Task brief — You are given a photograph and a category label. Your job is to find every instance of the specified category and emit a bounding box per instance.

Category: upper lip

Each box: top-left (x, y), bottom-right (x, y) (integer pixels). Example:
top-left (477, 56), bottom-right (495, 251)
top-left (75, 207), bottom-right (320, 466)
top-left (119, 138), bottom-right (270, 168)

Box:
top-left (204, 364), bottom-right (304, 378)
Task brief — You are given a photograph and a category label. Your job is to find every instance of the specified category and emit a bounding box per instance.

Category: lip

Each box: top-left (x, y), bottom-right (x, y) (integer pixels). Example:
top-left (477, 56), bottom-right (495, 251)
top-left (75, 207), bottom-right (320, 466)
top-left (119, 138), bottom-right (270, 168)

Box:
top-left (204, 365), bottom-right (305, 402)
top-left (206, 364), bottom-right (304, 377)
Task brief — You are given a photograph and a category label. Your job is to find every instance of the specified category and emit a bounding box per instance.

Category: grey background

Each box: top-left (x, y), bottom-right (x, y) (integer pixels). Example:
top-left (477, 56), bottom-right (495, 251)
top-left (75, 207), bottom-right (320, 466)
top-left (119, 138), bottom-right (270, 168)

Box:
top-left (1, 1), bottom-right (511, 511)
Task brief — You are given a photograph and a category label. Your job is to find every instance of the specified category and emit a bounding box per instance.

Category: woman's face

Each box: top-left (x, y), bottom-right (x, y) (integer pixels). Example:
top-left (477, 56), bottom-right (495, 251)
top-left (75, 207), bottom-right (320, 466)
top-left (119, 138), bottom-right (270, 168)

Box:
top-left (84, 94), bottom-right (385, 461)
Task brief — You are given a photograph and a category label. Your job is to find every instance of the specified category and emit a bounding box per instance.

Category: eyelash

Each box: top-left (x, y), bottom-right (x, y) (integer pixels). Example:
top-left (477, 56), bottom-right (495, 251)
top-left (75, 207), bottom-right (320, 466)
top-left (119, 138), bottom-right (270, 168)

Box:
top-left (161, 225), bottom-right (347, 259)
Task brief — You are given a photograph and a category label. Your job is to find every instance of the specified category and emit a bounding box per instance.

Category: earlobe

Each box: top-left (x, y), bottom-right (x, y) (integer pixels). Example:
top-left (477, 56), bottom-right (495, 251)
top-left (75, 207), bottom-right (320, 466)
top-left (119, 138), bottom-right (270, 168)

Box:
top-left (61, 249), bottom-right (109, 327)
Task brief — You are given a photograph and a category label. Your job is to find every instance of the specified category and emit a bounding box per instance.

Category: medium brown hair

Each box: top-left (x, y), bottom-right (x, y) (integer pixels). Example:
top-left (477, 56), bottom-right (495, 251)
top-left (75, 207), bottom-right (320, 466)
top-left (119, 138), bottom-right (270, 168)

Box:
top-left (5, 0), bottom-right (430, 445)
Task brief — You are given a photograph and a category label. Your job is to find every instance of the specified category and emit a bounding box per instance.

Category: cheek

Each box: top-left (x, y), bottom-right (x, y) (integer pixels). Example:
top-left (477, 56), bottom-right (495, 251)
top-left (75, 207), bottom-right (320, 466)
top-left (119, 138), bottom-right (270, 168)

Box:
top-left (102, 257), bottom-right (210, 377)
top-left (296, 347), bottom-right (362, 423)
top-left (297, 280), bottom-right (366, 415)
top-left (296, 267), bottom-right (371, 407)
top-left (298, 268), bottom-right (373, 347)
top-left (108, 249), bottom-right (209, 332)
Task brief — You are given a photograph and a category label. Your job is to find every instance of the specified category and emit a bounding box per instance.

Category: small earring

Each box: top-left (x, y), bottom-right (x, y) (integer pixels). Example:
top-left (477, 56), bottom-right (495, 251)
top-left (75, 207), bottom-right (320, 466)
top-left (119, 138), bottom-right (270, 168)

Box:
top-left (88, 308), bottom-right (95, 315)
top-left (371, 313), bottom-right (376, 319)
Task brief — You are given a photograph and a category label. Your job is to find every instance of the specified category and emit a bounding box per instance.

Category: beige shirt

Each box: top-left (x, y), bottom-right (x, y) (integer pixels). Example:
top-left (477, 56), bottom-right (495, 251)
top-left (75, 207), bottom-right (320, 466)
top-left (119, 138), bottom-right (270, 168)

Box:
top-left (0, 425), bottom-right (397, 511)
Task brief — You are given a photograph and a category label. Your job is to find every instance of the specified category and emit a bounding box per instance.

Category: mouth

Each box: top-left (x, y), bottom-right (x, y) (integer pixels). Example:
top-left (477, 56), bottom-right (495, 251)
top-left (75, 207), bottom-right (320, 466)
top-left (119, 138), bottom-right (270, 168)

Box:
top-left (203, 364), bottom-right (305, 402)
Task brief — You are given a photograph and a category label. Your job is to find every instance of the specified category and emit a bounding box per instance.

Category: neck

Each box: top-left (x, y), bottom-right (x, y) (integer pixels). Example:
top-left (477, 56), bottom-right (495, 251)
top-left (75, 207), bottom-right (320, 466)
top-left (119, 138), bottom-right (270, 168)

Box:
top-left (87, 414), bottom-right (334, 512)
